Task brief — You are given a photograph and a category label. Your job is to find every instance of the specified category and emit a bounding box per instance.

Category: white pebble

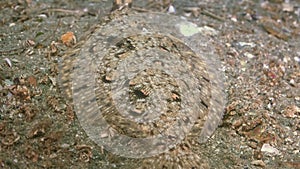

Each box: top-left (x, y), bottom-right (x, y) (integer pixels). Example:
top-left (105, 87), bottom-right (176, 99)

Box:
top-left (294, 56), bottom-right (300, 63)
top-left (244, 52), bottom-right (255, 59)
top-left (168, 5), bottom-right (176, 14)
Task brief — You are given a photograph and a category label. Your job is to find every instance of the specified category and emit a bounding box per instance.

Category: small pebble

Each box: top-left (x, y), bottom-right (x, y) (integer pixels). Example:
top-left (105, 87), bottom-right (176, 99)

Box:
top-left (294, 56), bottom-right (300, 63)
top-left (289, 79), bottom-right (295, 86)
top-left (60, 143), bottom-right (70, 148)
top-left (9, 23), bottom-right (16, 27)
top-left (237, 42), bottom-right (256, 48)
top-left (251, 160), bottom-right (266, 167)
top-left (198, 26), bottom-right (218, 36)
top-left (282, 3), bottom-right (294, 12)
top-left (244, 52), bottom-right (255, 59)
top-left (38, 14), bottom-right (47, 18)
top-left (231, 16), bottom-right (238, 22)
top-left (168, 5), bottom-right (176, 14)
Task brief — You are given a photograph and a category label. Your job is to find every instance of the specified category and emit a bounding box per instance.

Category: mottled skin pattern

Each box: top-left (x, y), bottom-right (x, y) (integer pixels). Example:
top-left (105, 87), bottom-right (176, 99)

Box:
top-left (58, 7), bottom-right (226, 168)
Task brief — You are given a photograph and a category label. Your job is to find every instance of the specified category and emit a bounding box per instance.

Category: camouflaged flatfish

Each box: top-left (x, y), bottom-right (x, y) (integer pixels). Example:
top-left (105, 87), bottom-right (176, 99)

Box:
top-left (58, 9), bottom-right (226, 168)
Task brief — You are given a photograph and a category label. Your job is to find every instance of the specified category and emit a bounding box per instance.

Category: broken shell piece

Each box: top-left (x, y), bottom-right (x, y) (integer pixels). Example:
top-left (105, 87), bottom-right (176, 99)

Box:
top-left (61, 32), bottom-right (76, 47)
top-left (4, 58), bottom-right (12, 67)
top-left (261, 143), bottom-right (280, 155)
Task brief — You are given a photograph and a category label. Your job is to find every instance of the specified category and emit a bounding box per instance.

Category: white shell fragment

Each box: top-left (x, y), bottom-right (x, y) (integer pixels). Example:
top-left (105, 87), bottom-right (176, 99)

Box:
top-left (261, 143), bottom-right (280, 155)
